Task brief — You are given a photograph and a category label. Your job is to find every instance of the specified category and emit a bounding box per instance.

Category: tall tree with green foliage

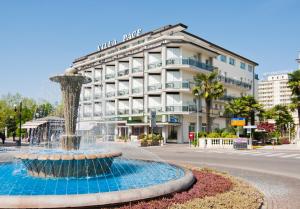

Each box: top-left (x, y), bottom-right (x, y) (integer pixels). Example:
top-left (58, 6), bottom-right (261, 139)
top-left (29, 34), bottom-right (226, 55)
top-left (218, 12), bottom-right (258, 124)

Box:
top-left (288, 69), bottom-right (300, 126)
top-left (225, 95), bottom-right (264, 125)
top-left (192, 70), bottom-right (225, 133)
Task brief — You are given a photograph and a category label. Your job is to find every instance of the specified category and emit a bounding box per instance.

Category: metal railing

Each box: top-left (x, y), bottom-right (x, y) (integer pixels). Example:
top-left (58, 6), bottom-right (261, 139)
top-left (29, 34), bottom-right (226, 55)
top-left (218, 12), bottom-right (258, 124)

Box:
top-left (166, 105), bottom-right (196, 112)
top-left (118, 69), bottom-right (129, 77)
top-left (148, 61), bottom-right (162, 70)
top-left (94, 94), bottom-right (102, 100)
top-left (165, 81), bottom-right (192, 89)
top-left (132, 87), bottom-right (143, 94)
top-left (118, 109), bottom-right (129, 115)
top-left (166, 58), bottom-right (214, 72)
top-left (132, 66), bottom-right (143, 73)
top-left (105, 73), bottom-right (115, 79)
top-left (105, 91), bottom-right (115, 98)
top-left (132, 109), bottom-right (144, 114)
top-left (118, 89), bottom-right (129, 96)
top-left (94, 112), bottom-right (102, 117)
top-left (105, 111), bottom-right (115, 116)
top-left (148, 107), bottom-right (162, 112)
top-left (148, 83), bottom-right (162, 91)
top-left (218, 75), bottom-right (252, 89)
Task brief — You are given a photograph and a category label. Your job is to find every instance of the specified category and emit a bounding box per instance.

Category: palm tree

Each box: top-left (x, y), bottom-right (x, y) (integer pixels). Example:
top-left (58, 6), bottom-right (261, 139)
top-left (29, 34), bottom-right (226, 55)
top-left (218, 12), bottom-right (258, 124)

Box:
top-left (288, 70), bottom-right (300, 126)
top-left (225, 95), bottom-right (264, 125)
top-left (192, 70), bottom-right (224, 133)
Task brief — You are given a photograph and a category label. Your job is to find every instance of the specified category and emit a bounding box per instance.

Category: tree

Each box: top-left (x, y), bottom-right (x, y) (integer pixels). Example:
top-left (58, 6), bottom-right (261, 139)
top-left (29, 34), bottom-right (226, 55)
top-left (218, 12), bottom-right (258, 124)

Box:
top-left (288, 69), bottom-right (300, 126)
top-left (192, 70), bottom-right (225, 133)
top-left (225, 95), bottom-right (264, 125)
top-left (264, 104), bottom-right (294, 137)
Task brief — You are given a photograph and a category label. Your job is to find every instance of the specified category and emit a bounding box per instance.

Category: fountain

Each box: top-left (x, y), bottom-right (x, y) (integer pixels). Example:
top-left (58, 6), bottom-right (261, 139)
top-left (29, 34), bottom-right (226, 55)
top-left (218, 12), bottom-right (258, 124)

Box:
top-left (0, 68), bottom-right (194, 208)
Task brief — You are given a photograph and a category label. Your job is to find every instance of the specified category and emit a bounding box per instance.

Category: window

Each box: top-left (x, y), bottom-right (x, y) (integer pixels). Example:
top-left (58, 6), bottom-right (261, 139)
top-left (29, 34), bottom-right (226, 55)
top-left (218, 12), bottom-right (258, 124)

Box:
top-left (248, 65), bottom-right (253, 72)
top-left (220, 55), bottom-right (227, 62)
top-left (229, 58), bottom-right (235, 65)
top-left (240, 62), bottom-right (246, 69)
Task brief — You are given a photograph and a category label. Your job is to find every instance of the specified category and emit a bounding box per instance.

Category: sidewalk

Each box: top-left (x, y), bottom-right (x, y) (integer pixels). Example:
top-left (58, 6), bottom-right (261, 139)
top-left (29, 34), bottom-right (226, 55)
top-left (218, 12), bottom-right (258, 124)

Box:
top-left (257, 144), bottom-right (300, 151)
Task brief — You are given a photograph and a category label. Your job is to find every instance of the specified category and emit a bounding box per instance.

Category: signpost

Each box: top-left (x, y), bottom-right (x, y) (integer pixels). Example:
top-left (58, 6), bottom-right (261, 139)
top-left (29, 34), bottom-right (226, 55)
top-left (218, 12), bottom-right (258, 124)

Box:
top-left (243, 124), bottom-right (257, 149)
top-left (231, 118), bottom-right (245, 137)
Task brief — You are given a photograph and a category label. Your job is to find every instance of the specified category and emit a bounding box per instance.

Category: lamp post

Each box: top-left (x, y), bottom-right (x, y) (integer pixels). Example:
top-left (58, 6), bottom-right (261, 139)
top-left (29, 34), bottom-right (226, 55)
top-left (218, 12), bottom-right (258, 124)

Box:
top-left (14, 102), bottom-right (22, 146)
top-left (195, 93), bottom-right (199, 147)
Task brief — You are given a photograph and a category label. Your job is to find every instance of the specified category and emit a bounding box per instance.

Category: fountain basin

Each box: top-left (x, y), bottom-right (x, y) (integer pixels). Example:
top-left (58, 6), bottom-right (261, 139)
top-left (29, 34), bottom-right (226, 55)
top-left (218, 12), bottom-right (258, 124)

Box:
top-left (15, 152), bottom-right (122, 178)
top-left (0, 159), bottom-right (194, 208)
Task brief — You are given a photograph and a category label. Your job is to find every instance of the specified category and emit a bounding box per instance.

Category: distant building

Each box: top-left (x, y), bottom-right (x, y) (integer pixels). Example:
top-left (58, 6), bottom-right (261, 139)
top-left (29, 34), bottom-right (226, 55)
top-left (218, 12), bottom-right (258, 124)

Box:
top-left (258, 72), bottom-right (298, 128)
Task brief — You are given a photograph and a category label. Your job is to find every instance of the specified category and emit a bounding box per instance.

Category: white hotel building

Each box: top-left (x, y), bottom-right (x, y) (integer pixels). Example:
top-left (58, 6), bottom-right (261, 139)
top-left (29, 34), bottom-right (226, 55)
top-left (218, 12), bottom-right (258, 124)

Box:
top-left (71, 23), bottom-right (258, 143)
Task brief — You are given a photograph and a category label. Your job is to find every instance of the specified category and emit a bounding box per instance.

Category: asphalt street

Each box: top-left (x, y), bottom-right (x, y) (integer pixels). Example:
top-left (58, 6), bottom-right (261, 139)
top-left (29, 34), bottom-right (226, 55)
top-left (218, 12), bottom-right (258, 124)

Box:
top-left (144, 144), bottom-right (300, 209)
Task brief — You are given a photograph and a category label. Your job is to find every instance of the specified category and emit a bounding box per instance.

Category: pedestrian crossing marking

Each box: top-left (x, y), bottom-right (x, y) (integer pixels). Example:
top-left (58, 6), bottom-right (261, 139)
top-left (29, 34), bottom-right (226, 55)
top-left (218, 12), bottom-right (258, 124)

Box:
top-left (280, 154), bottom-right (300, 158)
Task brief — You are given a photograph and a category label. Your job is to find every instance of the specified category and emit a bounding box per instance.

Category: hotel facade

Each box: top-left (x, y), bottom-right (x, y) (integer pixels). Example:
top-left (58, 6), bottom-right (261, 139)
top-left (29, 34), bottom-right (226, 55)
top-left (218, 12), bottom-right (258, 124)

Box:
top-left (70, 23), bottom-right (258, 143)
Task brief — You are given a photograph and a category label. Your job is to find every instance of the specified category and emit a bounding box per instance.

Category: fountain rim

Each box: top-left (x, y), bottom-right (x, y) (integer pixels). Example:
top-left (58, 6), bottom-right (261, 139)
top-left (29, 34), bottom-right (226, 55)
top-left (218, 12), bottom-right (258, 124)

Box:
top-left (49, 74), bottom-right (92, 84)
top-left (0, 162), bottom-right (195, 209)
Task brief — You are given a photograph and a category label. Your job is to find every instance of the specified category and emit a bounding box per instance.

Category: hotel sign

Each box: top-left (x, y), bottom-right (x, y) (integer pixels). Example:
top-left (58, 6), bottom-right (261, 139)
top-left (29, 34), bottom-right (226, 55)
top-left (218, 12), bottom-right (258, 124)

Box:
top-left (231, 118), bottom-right (246, 126)
top-left (97, 28), bottom-right (143, 51)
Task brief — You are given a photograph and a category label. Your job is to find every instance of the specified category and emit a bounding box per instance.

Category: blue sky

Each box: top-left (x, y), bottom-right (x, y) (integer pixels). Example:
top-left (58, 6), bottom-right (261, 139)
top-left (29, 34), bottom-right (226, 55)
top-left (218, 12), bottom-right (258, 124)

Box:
top-left (0, 0), bottom-right (299, 103)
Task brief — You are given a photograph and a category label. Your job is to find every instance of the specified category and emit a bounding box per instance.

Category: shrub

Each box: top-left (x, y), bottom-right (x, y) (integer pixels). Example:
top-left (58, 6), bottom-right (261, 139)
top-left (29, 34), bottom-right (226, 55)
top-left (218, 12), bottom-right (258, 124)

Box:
top-left (207, 132), bottom-right (220, 138)
top-left (279, 137), bottom-right (290, 144)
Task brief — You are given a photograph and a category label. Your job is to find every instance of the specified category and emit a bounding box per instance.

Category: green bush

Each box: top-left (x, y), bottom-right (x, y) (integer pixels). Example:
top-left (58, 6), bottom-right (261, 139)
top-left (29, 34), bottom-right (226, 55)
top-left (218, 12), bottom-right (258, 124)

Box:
top-left (207, 132), bottom-right (220, 138)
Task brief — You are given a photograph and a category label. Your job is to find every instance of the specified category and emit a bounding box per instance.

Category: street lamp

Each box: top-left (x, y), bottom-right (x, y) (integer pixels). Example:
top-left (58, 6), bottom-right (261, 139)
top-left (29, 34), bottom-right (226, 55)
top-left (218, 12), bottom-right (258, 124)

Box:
top-left (195, 93), bottom-right (200, 147)
top-left (14, 102), bottom-right (22, 146)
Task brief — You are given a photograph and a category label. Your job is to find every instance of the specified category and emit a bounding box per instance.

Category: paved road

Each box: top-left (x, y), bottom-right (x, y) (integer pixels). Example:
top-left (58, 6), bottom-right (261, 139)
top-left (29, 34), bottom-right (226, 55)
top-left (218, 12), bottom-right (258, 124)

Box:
top-left (144, 145), bottom-right (300, 209)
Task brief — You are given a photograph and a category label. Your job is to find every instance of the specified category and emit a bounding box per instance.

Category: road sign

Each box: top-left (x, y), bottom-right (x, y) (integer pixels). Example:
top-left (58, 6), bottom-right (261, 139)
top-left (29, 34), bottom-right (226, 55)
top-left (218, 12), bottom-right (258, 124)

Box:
top-left (243, 125), bottom-right (257, 129)
top-left (231, 118), bottom-right (246, 126)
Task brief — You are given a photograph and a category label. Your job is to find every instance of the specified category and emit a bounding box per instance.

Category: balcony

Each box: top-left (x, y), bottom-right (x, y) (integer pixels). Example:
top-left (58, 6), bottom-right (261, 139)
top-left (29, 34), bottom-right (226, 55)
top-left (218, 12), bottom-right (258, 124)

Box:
top-left (94, 94), bottom-right (102, 100)
top-left (166, 105), bottom-right (196, 112)
top-left (148, 61), bottom-right (162, 70)
top-left (148, 83), bottom-right (162, 91)
top-left (148, 107), bottom-right (162, 113)
top-left (83, 96), bottom-right (91, 101)
top-left (105, 91), bottom-right (115, 98)
top-left (166, 58), bottom-right (214, 72)
top-left (118, 69), bottom-right (129, 77)
top-left (83, 112), bottom-right (92, 117)
top-left (94, 112), bottom-right (102, 117)
top-left (219, 95), bottom-right (238, 101)
top-left (94, 76), bottom-right (101, 82)
top-left (105, 111), bottom-right (115, 116)
top-left (132, 66), bottom-right (143, 73)
top-left (118, 109), bottom-right (129, 115)
top-left (165, 81), bottom-right (192, 89)
top-left (118, 89), bottom-right (129, 96)
top-left (218, 75), bottom-right (252, 90)
top-left (132, 87), bottom-right (143, 94)
top-left (132, 109), bottom-right (144, 114)
top-left (105, 73), bottom-right (115, 80)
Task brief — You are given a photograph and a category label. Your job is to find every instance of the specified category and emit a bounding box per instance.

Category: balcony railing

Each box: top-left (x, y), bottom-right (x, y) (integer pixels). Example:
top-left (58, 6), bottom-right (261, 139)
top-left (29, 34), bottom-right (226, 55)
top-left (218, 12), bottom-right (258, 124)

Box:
top-left (118, 109), bottom-right (129, 115)
top-left (94, 112), bottom-right (102, 117)
top-left (148, 107), bottom-right (162, 112)
top-left (94, 76), bottom-right (101, 82)
top-left (165, 81), bottom-right (192, 89)
top-left (166, 58), bottom-right (214, 72)
top-left (83, 96), bottom-right (91, 101)
top-left (118, 69), bottom-right (129, 77)
top-left (218, 75), bottom-right (252, 89)
top-left (132, 109), bottom-right (144, 114)
top-left (166, 105), bottom-right (196, 112)
top-left (219, 95), bottom-right (238, 101)
top-left (118, 89), bottom-right (129, 96)
top-left (105, 111), bottom-right (115, 116)
top-left (105, 73), bottom-right (115, 79)
top-left (132, 66), bottom-right (143, 73)
top-left (148, 83), bottom-right (162, 91)
top-left (148, 61), bottom-right (162, 70)
top-left (105, 91), bottom-right (115, 98)
top-left (94, 94), bottom-right (102, 100)
top-left (132, 87), bottom-right (143, 94)
top-left (83, 112), bottom-right (92, 117)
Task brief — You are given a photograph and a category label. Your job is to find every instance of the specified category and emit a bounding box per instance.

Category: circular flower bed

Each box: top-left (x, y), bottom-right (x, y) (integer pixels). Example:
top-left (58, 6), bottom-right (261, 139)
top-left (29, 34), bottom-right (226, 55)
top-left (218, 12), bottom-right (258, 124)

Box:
top-left (110, 168), bottom-right (263, 209)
